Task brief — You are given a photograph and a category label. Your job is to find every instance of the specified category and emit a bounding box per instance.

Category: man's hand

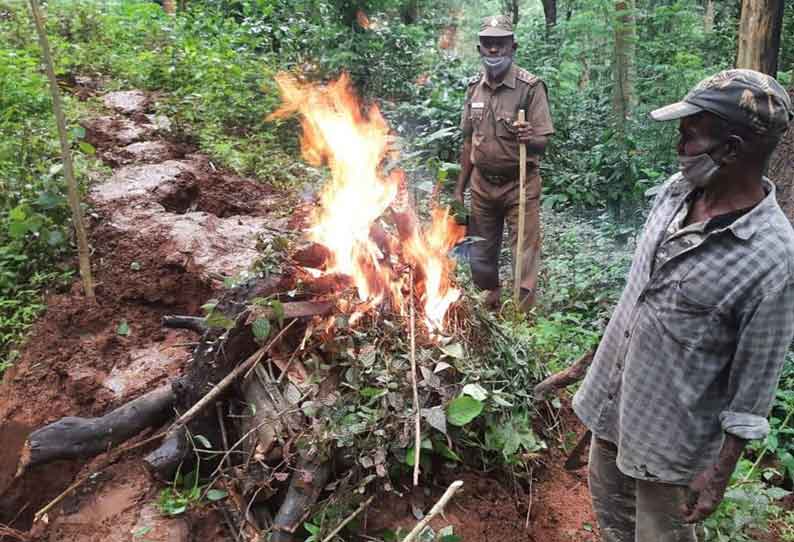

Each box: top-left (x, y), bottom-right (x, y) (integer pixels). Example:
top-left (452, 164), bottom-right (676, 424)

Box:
top-left (453, 185), bottom-right (465, 206)
top-left (681, 464), bottom-right (730, 523)
top-left (681, 434), bottom-right (746, 523)
top-left (513, 120), bottom-right (533, 144)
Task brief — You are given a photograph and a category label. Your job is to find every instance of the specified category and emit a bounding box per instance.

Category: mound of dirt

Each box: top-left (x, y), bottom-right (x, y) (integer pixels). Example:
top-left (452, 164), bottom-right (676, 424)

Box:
top-left (367, 461), bottom-right (596, 542)
top-left (0, 89), bottom-right (293, 535)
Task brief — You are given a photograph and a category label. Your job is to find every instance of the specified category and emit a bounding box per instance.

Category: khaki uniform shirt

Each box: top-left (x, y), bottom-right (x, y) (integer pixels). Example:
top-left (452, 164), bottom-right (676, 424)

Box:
top-left (459, 63), bottom-right (554, 177)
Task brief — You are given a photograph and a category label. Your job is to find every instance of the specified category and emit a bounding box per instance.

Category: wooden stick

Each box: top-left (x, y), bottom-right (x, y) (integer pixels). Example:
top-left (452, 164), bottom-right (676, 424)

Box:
top-left (409, 268), bottom-right (420, 486)
top-left (513, 109), bottom-right (527, 307)
top-left (320, 496), bottom-right (374, 542)
top-left (29, 0), bottom-right (95, 301)
top-left (401, 480), bottom-right (464, 542)
top-left (524, 466), bottom-right (534, 529)
top-left (216, 401), bottom-right (232, 471)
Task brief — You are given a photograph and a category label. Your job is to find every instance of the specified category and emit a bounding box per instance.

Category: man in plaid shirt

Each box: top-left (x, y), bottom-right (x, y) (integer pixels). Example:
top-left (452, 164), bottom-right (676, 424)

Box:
top-left (573, 69), bottom-right (794, 541)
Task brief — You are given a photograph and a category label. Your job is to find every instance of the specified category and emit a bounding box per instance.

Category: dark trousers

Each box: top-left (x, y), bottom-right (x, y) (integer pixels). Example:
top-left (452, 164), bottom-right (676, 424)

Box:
top-left (589, 437), bottom-right (698, 542)
top-left (468, 167), bottom-right (541, 294)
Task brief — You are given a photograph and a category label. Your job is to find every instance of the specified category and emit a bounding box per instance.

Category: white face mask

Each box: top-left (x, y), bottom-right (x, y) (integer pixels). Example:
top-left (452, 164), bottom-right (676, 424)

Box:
top-left (481, 56), bottom-right (512, 82)
top-left (677, 147), bottom-right (723, 188)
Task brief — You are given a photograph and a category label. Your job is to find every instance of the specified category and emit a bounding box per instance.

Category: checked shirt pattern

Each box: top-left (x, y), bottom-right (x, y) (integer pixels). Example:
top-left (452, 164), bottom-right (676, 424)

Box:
top-left (574, 173), bottom-right (794, 485)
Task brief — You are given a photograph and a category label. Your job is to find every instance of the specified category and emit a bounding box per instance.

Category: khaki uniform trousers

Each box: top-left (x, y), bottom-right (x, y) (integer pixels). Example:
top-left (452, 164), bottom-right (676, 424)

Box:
top-left (468, 166), bottom-right (541, 296)
top-left (589, 437), bottom-right (698, 542)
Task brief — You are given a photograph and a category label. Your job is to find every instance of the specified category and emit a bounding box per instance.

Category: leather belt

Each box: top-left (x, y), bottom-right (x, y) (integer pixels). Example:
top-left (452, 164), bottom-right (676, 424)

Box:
top-left (478, 169), bottom-right (518, 185)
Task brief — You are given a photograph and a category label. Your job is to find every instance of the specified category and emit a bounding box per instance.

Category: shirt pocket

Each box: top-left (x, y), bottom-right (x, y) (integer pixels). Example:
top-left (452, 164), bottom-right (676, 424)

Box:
top-left (495, 114), bottom-right (518, 140)
top-left (656, 279), bottom-right (730, 353)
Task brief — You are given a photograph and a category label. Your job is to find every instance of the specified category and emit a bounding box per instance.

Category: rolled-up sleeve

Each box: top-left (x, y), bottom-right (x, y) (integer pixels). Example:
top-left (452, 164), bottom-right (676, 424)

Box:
top-left (721, 281), bottom-right (794, 440)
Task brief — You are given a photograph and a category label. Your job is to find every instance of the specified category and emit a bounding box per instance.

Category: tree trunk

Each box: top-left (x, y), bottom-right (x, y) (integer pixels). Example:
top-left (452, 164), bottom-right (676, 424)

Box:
top-left (736, 0), bottom-right (784, 76)
top-left (768, 88), bottom-right (794, 223)
top-left (704, 0), bottom-right (715, 32)
top-left (541, 0), bottom-right (557, 30)
top-left (612, 0), bottom-right (637, 132)
top-left (501, 0), bottom-right (519, 25)
top-left (401, 0), bottom-right (419, 24)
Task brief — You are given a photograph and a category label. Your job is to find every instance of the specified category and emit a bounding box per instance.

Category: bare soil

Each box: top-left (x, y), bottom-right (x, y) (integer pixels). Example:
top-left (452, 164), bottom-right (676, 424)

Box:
top-left (0, 89), bottom-right (598, 542)
top-left (368, 460), bottom-right (596, 542)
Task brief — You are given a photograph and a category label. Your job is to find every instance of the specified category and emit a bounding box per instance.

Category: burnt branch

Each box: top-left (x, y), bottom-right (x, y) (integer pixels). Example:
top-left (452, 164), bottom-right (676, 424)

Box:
top-left (17, 385), bottom-right (175, 474)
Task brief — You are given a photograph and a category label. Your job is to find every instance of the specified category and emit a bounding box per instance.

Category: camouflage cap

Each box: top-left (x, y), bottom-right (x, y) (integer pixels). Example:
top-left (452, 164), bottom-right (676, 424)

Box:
top-left (650, 69), bottom-right (792, 136)
top-left (478, 15), bottom-right (513, 38)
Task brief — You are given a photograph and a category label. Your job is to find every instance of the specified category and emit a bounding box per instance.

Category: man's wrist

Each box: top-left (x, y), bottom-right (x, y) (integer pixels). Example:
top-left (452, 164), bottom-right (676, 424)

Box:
top-left (455, 175), bottom-right (469, 192)
top-left (716, 433), bottom-right (747, 475)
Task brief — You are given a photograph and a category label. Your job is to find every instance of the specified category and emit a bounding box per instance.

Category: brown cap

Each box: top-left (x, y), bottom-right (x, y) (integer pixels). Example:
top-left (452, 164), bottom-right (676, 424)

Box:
top-left (650, 69), bottom-right (792, 136)
top-left (478, 15), bottom-right (513, 38)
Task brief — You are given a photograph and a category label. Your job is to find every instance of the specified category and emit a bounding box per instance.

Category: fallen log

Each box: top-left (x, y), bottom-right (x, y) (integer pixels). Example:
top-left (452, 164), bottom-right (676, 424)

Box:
top-left (248, 301), bottom-right (334, 322)
top-left (162, 315), bottom-right (208, 334)
top-left (143, 425), bottom-right (189, 481)
top-left (240, 369), bottom-right (286, 459)
top-left (16, 384), bottom-right (175, 475)
top-left (270, 455), bottom-right (332, 542)
top-left (153, 280), bottom-right (287, 467)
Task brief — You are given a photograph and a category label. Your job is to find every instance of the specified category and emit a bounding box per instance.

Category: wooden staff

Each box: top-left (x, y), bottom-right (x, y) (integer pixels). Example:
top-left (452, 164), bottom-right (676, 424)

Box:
top-left (29, 0), bottom-right (95, 300)
top-left (513, 109), bottom-right (527, 307)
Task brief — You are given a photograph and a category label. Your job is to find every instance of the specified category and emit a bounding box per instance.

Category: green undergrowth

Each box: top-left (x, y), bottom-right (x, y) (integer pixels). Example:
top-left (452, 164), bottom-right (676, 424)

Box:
top-left (0, 5), bottom-right (93, 370)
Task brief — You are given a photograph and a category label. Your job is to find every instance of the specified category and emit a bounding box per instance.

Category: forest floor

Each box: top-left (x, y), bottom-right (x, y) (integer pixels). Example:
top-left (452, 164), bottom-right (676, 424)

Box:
top-left (0, 88), bottom-right (598, 542)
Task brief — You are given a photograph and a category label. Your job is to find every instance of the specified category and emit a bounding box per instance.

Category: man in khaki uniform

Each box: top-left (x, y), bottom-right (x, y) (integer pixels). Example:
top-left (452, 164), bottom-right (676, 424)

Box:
top-left (454, 15), bottom-right (554, 310)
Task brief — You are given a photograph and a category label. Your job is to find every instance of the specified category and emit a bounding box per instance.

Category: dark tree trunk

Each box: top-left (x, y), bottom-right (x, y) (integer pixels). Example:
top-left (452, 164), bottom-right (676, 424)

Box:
top-left (401, 0), bottom-right (419, 24)
top-left (501, 0), bottom-right (520, 25)
top-left (704, 0), bottom-right (715, 32)
top-left (768, 89), bottom-right (794, 223)
top-left (736, 0), bottom-right (784, 76)
top-left (541, 0), bottom-right (557, 29)
top-left (612, 0), bottom-right (637, 131)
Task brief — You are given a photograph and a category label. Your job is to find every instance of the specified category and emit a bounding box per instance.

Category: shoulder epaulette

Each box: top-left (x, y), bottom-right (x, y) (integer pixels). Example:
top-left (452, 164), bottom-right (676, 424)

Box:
top-left (467, 73), bottom-right (482, 86)
top-left (516, 68), bottom-right (540, 86)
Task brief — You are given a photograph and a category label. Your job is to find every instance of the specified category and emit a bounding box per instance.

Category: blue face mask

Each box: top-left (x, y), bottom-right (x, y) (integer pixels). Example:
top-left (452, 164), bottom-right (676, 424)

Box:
top-left (678, 151), bottom-right (721, 187)
top-left (677, 142), bottom-right (726, 188)
top-left (481, 56), bottom-right (512, 82)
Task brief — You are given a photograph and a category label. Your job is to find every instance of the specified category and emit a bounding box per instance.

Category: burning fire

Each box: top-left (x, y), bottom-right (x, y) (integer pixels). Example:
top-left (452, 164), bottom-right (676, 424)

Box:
top-left (269, 73), bottom-right (465, 331)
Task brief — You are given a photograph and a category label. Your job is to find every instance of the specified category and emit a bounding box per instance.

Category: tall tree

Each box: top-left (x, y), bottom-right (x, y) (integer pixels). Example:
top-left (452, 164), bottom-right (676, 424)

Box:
top-left (501, 0), bottom-right (520, 25)
top-left (736, 0), bottom-right (784, 76)
top-left (541, 0), bottom-right (557, 30)
top-left (401, 0), bottom-right (419, 24)
top-left (612, 0), bottom-right (636, 132)
top-left (704, 0), bottom-right (715, 33)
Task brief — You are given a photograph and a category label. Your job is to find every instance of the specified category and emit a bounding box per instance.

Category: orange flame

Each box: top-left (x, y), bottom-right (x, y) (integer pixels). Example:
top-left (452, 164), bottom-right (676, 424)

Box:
top-left (269, 73), bottom-right (465, 332)
top-left (356, 9), bottom-right (371, 29)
